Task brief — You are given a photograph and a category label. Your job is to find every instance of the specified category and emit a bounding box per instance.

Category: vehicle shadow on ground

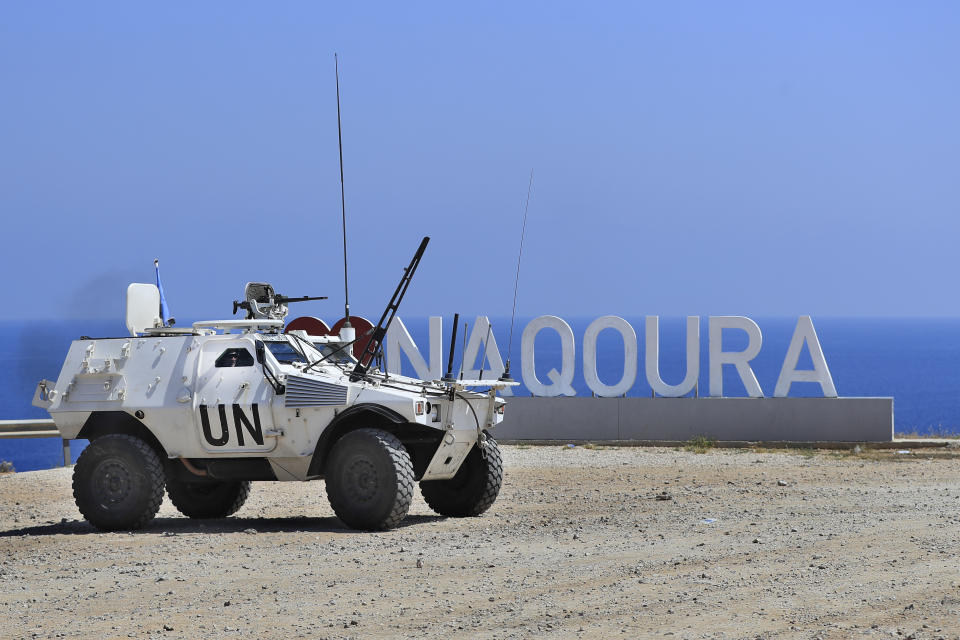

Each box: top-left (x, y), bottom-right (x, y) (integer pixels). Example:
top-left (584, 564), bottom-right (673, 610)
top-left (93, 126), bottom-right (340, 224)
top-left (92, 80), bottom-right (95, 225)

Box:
top-left (0, 514), bottom-right (446, 537)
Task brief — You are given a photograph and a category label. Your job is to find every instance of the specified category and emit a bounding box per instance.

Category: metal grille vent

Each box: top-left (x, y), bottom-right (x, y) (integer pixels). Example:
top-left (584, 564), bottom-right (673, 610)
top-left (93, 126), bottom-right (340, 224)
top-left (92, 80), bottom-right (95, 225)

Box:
top-left (284, 375), bottom-right (348, 407)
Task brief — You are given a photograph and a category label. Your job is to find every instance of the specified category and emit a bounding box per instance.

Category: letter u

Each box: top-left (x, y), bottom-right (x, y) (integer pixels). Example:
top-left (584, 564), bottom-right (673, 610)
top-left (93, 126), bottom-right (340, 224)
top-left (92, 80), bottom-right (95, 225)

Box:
top-left (645, 316), bottom-right (700, 397)
top-left (200, 404), bottom-right (230, 446)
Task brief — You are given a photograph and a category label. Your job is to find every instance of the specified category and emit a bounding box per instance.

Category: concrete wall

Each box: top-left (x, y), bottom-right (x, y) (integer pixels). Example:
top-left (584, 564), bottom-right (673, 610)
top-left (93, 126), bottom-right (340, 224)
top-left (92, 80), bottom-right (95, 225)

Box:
top-left (495, 397), bottom-right (894, 443)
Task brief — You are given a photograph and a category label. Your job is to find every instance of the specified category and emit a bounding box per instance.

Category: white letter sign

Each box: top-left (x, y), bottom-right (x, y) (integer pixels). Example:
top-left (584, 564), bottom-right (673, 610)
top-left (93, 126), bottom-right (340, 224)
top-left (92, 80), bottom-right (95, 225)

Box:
top-left (774, 315), bottom-right (837, 397)
top-left (521, 315), bottom-right (576, 396)
top-left (377, 313), bottom-right (839, 399)
top-left (584, 316), bottom-right (637, 397)
top-left (709, 316), bottom-right (764, 397)
top-left (386, 317), bottom-right (443, 381)
top-left (461, 316), bottom-right (509, 393)
top-left (646, 316), bottom-right (700, 397)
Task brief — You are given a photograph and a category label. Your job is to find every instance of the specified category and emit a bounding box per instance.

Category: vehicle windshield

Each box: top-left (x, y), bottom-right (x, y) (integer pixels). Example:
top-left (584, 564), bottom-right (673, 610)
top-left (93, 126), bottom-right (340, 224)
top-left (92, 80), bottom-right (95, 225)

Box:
top-left (264, 337), bottom-right (356, 366)
top-left (313, 342), bottom-right (357, 365)
top-left (265, 340), bottom-right (310, 364)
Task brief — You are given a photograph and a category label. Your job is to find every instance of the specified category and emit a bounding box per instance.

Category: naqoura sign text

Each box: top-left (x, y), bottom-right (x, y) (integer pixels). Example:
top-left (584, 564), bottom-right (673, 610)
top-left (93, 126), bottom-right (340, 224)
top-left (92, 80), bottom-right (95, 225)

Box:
top-left (385, 316), bottom-right (836, 398)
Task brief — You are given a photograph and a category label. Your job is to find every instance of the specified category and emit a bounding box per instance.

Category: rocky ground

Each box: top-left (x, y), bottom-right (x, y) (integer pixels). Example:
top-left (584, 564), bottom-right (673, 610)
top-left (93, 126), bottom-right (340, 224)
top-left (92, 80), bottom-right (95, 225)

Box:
top-left (1, 445), bottom-right (960, 639)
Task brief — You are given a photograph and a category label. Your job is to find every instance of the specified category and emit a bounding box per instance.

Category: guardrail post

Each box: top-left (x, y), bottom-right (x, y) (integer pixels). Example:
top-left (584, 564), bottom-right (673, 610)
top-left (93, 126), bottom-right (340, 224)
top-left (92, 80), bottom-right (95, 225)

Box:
top-left (62, 439), bottom-right (71, 467)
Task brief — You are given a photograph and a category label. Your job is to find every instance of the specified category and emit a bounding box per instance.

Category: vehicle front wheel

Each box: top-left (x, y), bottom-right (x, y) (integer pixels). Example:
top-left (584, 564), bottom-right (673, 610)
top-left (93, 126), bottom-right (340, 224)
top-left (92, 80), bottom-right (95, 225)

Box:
top-left (167, 478), bottom-right (251, 519)
top-left (420, 436), bottom-right (503, 517)
top-left (72, 434), bottom-right (165, 531)
top-left (324, 428), bottom-right (414, 530)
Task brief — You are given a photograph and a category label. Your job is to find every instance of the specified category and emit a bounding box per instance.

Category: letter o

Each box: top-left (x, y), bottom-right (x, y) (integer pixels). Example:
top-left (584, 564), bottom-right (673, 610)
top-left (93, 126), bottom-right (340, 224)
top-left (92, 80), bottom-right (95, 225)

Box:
top-left (584, 316), bottom-right (637, 397)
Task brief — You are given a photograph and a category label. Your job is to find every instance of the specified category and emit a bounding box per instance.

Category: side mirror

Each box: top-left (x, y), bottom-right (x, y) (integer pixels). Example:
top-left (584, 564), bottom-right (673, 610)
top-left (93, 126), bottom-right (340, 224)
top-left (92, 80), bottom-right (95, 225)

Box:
top-left (255, 341), bottom-right (285, 395)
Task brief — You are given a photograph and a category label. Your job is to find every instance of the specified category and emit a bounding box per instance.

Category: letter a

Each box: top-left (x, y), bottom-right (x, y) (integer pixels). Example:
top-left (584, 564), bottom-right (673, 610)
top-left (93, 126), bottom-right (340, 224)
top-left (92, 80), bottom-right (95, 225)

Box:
top-left (774, 316), bottom-right (837, 397)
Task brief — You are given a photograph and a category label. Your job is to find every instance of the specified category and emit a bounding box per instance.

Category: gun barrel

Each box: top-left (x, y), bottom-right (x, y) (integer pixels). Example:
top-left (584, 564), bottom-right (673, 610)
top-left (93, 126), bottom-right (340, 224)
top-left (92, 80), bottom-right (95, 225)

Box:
top-left (276, 295), bottom-right (329, 304)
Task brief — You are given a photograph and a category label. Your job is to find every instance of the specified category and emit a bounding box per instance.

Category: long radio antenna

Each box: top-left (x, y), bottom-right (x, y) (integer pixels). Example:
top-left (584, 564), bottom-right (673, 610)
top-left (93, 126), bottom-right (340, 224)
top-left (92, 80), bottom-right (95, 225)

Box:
top-left (458, 321), bottom-right (468, 381)
top-left (335, 53), bottom-right (351, 329)
top-left (500, 169), bottom-right (534, 382)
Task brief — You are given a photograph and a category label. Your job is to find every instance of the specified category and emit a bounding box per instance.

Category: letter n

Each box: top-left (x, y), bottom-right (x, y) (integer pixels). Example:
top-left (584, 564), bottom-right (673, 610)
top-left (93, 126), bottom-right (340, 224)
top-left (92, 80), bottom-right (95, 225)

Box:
top-left (232, 404), bottom-right (264, 446)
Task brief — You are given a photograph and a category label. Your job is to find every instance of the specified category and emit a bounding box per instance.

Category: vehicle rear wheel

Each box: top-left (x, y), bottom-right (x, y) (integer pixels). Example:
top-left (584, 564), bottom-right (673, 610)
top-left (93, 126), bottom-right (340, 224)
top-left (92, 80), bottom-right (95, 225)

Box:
top-left (324, 428), bottom-right (414, 530)
top-left (167, 478), bottom-right (251, 519)
top-left (72, 434), bottom-right (165, 531)
top-left (420, 436), bottom-right (503, 517)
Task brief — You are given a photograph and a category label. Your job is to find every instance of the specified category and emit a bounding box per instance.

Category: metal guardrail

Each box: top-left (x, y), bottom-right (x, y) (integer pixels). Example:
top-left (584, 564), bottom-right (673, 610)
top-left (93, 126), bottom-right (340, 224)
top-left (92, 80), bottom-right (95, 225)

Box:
top-left (0, 419), bottom-right (71, 467)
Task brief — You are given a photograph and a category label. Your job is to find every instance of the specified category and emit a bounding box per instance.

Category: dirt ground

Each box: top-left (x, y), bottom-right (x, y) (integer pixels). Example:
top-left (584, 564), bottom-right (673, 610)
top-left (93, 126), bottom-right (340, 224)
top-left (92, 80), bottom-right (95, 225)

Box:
top-left (1, 444), bottom-right (959, 639)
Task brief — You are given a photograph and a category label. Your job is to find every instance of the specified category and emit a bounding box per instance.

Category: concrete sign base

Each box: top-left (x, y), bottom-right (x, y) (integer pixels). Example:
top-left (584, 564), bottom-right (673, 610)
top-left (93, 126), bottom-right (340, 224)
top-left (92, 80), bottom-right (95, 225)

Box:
top-left (495, 397), bottom-right (894, 443)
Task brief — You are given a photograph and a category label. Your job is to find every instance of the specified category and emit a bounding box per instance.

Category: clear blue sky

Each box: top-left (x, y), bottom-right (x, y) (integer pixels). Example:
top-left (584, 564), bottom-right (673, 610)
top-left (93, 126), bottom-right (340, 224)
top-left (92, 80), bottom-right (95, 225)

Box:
top-left (2, 2), bottom-right (958, 322)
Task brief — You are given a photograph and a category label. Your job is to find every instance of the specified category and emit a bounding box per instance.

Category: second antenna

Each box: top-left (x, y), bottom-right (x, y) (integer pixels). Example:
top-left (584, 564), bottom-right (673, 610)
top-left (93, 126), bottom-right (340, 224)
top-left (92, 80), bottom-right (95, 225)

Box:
top-left (335, 53), bottom-right (352, 336)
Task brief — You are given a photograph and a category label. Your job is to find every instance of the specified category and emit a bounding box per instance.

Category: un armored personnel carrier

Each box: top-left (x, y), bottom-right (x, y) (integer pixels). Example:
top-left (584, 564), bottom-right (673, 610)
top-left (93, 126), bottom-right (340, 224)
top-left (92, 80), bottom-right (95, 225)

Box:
top-left (32, 238), bottom-right (515, 531)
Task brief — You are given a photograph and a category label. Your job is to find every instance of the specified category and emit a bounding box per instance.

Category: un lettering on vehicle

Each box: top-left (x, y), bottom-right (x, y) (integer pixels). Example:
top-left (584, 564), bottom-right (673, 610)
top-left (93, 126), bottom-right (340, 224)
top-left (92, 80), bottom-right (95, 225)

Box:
top-left (198, 403), bottom-right (271, 452)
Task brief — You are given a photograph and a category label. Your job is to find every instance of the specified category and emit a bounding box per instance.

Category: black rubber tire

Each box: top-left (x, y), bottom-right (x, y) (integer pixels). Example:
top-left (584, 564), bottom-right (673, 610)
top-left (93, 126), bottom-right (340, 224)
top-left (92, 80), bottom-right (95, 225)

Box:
top-left (420, 436), bottom-right (503, 517)
top-left (324, 428), bottom-right (414, 531)
top-left (72, 434), bottom-right (165, 531)
top-left (166, 478), bottom-right (251, 519)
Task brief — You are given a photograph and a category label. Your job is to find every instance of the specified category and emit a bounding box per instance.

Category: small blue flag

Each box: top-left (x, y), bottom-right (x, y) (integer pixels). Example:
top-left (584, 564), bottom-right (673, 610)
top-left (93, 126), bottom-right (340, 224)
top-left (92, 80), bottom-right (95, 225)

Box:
top-left (154, 259), bottom-right (171, 325)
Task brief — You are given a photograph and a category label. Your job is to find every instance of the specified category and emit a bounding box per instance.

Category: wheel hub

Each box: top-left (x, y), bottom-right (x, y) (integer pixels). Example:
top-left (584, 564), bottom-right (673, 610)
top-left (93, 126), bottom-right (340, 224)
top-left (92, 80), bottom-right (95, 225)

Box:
top-left (344, 458), bottom-right (378, 502)
top-left (94, 459), bottom-right (133, 505)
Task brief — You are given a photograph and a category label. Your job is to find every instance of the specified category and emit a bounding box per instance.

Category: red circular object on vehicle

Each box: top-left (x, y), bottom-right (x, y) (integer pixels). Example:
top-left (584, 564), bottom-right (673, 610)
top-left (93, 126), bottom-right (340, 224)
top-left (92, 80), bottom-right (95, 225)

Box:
top-left (329, 316), bottom-right (376, 362)
top-left (284, 316), bottom-right (332, 336)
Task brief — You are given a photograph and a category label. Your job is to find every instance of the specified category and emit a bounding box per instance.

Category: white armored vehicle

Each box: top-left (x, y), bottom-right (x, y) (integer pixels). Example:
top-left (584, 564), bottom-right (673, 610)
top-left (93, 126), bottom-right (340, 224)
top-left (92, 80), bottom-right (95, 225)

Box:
top-left (33, 238), bottom-right (515, 531)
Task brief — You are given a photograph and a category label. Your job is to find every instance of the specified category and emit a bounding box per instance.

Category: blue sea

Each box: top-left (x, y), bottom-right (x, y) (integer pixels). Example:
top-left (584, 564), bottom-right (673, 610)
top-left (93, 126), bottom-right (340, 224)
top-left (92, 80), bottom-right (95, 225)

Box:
top-left (2, 316), bottom-right (958, 471)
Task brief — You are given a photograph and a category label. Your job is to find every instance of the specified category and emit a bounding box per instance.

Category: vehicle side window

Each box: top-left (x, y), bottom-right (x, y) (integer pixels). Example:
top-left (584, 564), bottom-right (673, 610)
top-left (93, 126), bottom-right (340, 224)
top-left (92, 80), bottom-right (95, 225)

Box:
top-left (215, 348), bottom-right (254, 368)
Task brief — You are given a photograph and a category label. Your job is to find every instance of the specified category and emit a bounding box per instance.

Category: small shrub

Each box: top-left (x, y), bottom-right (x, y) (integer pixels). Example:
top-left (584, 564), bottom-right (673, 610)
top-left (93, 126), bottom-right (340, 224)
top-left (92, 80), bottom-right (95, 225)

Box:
top-left (792, 445), bottom-right (816, 459)
top-left (684, 435), bottom-right (714, 454)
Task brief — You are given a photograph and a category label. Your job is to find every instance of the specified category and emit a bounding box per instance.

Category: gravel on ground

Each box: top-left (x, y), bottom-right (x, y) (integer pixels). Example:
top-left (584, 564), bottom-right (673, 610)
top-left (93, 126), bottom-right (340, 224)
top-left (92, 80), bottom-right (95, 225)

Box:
top-left (1, 445), bottom-right (959, 639)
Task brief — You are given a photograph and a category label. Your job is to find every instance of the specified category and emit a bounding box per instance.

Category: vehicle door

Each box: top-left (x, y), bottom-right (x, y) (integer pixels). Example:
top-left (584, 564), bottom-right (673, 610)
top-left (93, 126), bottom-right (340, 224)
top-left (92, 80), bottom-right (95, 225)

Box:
top-left (193, 337), bottom-right (277, 454)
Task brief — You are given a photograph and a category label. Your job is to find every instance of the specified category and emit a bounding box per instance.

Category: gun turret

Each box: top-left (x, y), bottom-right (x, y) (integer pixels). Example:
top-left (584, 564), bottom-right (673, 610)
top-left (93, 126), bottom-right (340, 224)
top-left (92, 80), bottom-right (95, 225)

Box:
top-left (233, 282), bottom-right (327, 321)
